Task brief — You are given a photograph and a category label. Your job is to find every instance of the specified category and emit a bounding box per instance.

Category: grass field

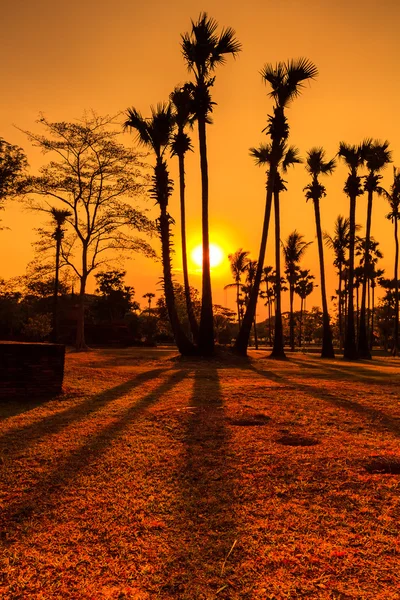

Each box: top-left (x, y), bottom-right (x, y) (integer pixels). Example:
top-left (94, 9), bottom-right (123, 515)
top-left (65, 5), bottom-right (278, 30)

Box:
top-left (1, 347), bottom-right (400, 599)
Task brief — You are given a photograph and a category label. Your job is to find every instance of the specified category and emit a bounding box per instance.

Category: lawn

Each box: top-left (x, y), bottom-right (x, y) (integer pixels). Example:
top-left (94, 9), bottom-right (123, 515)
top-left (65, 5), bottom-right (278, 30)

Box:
top-left (1, 347), bottom-right (400, 600)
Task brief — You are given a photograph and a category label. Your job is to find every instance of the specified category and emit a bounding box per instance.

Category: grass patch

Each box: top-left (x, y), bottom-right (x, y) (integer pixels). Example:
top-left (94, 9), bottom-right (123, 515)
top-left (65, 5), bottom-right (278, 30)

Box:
top-left (0, 348), bottom-right (400, 599)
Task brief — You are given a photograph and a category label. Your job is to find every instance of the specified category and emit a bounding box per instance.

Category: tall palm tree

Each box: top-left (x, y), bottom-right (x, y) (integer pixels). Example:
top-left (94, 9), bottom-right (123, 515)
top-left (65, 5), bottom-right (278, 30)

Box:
top-left (338, 142), bottom-right (365, 360)
top-left (169, 85), bottom-right (199, 342)
top-left (181, 13), bottom-right (242, 355)
top-left (225, 248), bottom-right (249, 325)
top-left (283, 230), bottom-right (312, 351)
top-left (358, 140), bottom-right (391, 358)
top-left (304, 147), bottom-right (336, 358)
top-left (124, 104), bottom-right (195, 356)
top-left (384, 167), bottom-right (400, 355)
top-left (50, 207), bottom-right (72, 343)
top-left (235, 58), bottom-right (318, 355)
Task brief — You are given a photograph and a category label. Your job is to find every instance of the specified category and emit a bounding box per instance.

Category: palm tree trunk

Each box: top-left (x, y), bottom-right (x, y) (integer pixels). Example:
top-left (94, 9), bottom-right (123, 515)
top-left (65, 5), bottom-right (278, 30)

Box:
top-left (271, 186), bottom-right (285, 359)
top-left (159, 206), bottom-right (196, 356)
top-left (371, 284), bottom-right (375, 351)
top-left (338, 266), bottom-right (343, 350)
top-left (299, 297), bottom-right (304, 347)
top-left (236, 281), bottom-right (241, 326)
top-left (344, 196), bottom-right (358, 359)
top-left (197, 116), bottom-right (214, 355)
top-left (314, 199), bottom-right (335, 357)
top-left (253, 318), bottom-right (258, 349)
top-left (358, 189), bottom-right (373, 358)
top-left (234, 169), bottom-right (276, 355)
top-left (52, 232), bottom-right (61, 343)
top-left (289, 284), bottom-right (295, 351)
top-left (393, 217), bottom-right (399, 355)
top-left (178, 153), bottom-right (199, 343)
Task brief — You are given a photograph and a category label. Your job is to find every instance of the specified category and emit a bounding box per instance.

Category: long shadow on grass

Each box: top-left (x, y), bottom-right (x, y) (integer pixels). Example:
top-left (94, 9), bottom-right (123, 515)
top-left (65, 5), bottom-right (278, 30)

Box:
top-left (289, 356), bottom-right (400, 382)
top-left (163, 366), bottom-right (239, 598)
top-left (0, 368), bottom-right (168, 457)
top-left (0, 368), bottom-right (189, 542)
top-left (249, 363), bottom-right (400, 438)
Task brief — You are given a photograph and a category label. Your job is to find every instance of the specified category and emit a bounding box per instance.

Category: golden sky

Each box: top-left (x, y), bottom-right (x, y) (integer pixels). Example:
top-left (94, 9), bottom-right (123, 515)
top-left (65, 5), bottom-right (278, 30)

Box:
top-left (1, 0), bottom-right (400, 318)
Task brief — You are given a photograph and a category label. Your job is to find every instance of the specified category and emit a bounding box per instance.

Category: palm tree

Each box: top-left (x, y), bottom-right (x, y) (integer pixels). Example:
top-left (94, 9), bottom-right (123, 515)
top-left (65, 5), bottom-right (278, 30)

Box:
top-left (357, 140), bottom-right (391, 358)
top-left (143, 292), bottom-right (155, 316)
top-left (283, 230), bottom-right (312, 351)
top-left (304, 147), bottom-right (336, 358)
top-left (324, 216), bottom-right (353, 350)
top-left (244, 260), bottom-right (259, 348)
top-left (182, 13), bottom-right (242, 355)
top-left (225, 249), bottom-right (249, 325)
top-left (235, 58), bottom-right (318, 355)
top-left (384, 167), bottom-right (400, 355)
top-left (169, 85), bottom-right (199, 343)
top-left (295, 269), bottom-right (315, 347)
top-left (262, 265), bottom-right (275, 345)
top-left (338, 142), bottom-right (365, 360)
top-left (124, 104), bottom-right (195, 356)
top-left (50, 207), bottom-right (72, 343)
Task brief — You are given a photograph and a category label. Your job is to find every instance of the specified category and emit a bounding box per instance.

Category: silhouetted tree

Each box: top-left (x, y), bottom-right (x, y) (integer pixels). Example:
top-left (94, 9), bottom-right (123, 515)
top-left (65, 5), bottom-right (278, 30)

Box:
top-left (124, 104), bottom-right (195, 355)
top-left (324, 215), bottom-right (351, 350)
top-left (182, 12), bottom-right (241, 355)
top-left (384, 168), bottom-right (400, 355)
top-left (294, 269), bottom-right (315, 346)
top-left (235, 57), bottom-right (317, 356)
top-left (23, 113), bottom-right (154, 350)
top-left (170, 85), bottom-right (199, 342)
top-left (338, 142), bottom-right (365, 359)
top-left (0, 138), bottom-right (28, 220)
top-left (50, 207), bottom-right (72, 342)
top-left (225, 248), bottom-right (249, 325)
top-left (304, 147), bottom-right (336, 358)
top-left (283, 229), bottom-right (311, 351)
top-left (358, 140), bottom-right (391, 358)
top-left (143, 292), bottom-right (156, 315)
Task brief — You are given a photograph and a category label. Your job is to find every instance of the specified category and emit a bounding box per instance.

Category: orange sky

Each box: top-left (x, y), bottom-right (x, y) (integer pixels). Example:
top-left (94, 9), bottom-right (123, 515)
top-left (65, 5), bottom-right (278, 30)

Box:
top-left (1, 0), bottom-right (400, 319)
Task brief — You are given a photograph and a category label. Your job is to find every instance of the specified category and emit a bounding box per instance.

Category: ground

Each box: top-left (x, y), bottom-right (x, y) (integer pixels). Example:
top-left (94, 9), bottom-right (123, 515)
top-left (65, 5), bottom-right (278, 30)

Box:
top-left (1, 347), bottom-right (400, 600)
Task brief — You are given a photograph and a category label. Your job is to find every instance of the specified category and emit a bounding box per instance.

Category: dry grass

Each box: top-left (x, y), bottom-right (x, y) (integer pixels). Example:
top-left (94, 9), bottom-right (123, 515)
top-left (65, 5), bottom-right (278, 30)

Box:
top-left (1, 347), bottom-right (400, 599)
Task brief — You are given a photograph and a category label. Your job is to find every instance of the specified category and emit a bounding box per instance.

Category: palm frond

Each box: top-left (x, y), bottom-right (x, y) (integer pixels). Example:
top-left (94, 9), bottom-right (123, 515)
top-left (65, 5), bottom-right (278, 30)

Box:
top-left (282, 145), bottom-right (302, 172)
top-left (124, 108), bottom-right (151, 147)
top-left (249, 143), bottom-right (272, 166)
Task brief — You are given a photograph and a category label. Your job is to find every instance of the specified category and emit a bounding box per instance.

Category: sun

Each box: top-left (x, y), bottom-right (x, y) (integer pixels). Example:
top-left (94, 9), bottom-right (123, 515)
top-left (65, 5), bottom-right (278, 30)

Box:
top-left (192, 243), bottom-right (224, 268)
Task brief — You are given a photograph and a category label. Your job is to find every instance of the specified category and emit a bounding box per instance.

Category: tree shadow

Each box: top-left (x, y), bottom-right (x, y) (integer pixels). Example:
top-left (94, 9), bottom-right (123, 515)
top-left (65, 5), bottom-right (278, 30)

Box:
top-left (0, 367), bottom-right (168, 457)
top-left (1, 367), bottom-right (190, 543)
top-left (163, 365), bottom-right (239, 598)
top-left (289, 356), bottom-right (400, 381)
top-left (248, 364), bottom-right (400, 438)
top-left (0, 395), bottom-right (58, 420)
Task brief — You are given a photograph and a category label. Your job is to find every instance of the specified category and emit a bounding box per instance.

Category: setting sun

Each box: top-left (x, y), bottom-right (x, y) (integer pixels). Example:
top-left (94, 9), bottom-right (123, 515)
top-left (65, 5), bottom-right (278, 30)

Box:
top-left (192, 243), bottom-right (224, 269)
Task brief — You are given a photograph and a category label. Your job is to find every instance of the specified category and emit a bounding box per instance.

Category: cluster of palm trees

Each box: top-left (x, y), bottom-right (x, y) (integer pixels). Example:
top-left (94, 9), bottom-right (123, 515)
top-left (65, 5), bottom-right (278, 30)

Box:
top-left (123, 12), bottom-right (400, 359)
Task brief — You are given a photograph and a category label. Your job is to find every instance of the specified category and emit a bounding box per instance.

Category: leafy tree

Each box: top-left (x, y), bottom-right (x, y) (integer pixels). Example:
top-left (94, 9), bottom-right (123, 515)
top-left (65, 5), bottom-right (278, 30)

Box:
top-left (124, 104), bottom-right (195, 355)
top-left (93, 269), bottom-right (135, 322)
top-left (358, 140), bottom-right (391, 358)
top-left (304, 147), bottom-right (336, 358)
top-left (235, 58), bottom-right (317, 356)
top-left (143, 292), bottom-right (156, 315)
top-left (0, 138), bottom-right (28, 220)
top-left (182, 12), bottom-right (242, 355)
top-left (338, 142), bottom-right (365, 359)
top-left (170, 85), bottom-right (199, 342)
top-left (23, 113), bottom-right (154, 350)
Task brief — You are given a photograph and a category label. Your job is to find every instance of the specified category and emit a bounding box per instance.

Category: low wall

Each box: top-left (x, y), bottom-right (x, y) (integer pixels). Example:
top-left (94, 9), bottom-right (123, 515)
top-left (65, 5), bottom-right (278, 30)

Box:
top-left (0, 342), bottom-right (65, 398)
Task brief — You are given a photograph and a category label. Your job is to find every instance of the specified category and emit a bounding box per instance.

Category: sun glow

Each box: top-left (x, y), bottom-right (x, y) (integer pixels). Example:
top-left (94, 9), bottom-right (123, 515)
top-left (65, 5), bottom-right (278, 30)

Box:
top-left (192, 243), bottom-right (224, 269)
